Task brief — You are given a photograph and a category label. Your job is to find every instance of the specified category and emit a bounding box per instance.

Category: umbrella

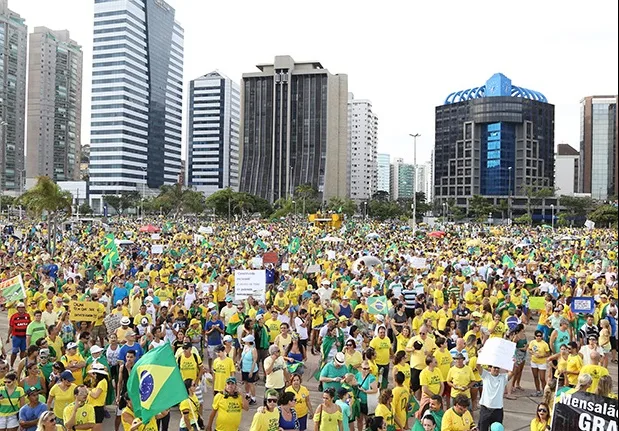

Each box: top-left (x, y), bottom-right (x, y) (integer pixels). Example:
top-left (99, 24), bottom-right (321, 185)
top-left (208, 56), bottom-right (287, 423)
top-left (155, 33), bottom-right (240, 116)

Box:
top-left (427, 231), bottom-right (446, 238)
top-left (366, 232), bottom-right (380, 239)
top-left (257, 229), bottom-right (271, 237)
top-left (320, 235), bottom-right (344, 243)
top-left (352, 256), bottom-right (382, 272)
top-left (139, 224), bottom-right (159, 233)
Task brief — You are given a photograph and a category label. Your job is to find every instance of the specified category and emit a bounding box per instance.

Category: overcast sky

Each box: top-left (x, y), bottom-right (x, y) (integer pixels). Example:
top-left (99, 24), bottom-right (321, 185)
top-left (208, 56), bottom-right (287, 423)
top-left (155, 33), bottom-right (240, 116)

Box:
top-left (16, 0), bottom-right (618, 165)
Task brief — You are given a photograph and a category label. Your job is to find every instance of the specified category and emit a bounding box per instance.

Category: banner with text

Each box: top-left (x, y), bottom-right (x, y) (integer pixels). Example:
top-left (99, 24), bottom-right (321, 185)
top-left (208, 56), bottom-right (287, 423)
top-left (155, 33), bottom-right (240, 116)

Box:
top-left (0, 275), bottom-right (26, 305)
top-left (69, 300), bottom-right (100, 322)
top-left (551, 390), bottom-right (617, 431)
top-left (234, 270), bottom-right (266, 302)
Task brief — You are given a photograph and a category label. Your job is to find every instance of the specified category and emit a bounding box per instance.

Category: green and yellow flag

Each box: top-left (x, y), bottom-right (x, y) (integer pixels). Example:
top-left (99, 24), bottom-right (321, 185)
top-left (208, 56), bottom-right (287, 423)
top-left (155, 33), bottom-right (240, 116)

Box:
top-left (254, 238), bottom-right (268, 251)
top-left (367, 295), bottom-right (388, 315)
top-left (0, 275), bottom-right (26, 304)
top-left (501, 255), bottom-right (515, 269)
top-left (127, 344), bottom-right (188, 423)
top-left (102, 234), bottom-right (120, 270)
top-left (288, 237), bottom-right (301, 254)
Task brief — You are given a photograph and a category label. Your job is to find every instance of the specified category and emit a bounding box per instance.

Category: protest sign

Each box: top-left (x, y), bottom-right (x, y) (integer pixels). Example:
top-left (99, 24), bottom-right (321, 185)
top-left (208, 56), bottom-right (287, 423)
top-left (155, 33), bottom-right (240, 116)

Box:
top-left (263, 252), bottom-right (278, 264)
top-left (151, 233), bottom-right (161, 240)
top-left (0, 275), bottom-right (25, 305)
top-left (327, 250), bottom-right (336, 260)
top-left (234, 270), bottom-right (266, 302)
top-left (69, 300), bottom-right (100, 322)
top-left (584, 220), bottom-right (595, 230)
top-left (198, 226), bottom-right (213, 234)
top-left (570, 297), bottom-right (595, 314)
top-left (529, 296), bottom-right (546, 310)
top-left (305, 264), bottom-right (321, 273)
top-left (551, 390), bottom-right (617, 431)
top-left (252, 257), bottom-right (263, 268)
top-left (151, 244), bottom-right (164, 254)
top-left (477, 338), bottom-right (516, 371)
top-left (281, 263), bottom-right (290, 271)
top-left (104, 314), bottom-right (122, 335)
top-left (410, 257), bottom-right (427, 269)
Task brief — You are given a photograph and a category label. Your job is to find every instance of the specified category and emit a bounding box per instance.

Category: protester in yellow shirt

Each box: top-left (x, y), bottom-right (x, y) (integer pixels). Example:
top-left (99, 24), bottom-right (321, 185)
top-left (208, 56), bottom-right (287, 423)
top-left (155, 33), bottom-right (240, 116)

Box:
top-left (211, 345), bottom-right (235, 394)
top-left (61, 343), bottom-right (86, 385)
top-left (441, 395), bottom-right (474, 431)
top-left (207, 377), bottom-right (249, 431)
top-left (391, 372), bottom-right (410, 431)
top-left (369, 326), bottom-right (392, 389)
top-left (446, 354), bottom-right (474, 400)
top-left (63, 385), bottom-right (95, 431)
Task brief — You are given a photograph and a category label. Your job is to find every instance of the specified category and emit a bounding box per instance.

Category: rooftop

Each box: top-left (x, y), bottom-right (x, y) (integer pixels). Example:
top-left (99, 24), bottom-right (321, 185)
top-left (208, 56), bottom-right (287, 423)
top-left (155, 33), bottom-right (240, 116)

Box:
top-left (444, 73), bottom-right (548, 105)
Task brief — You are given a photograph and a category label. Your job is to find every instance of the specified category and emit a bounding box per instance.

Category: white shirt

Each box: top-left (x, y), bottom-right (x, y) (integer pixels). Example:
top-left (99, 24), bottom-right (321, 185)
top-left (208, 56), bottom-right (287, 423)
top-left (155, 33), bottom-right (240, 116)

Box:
top-left (294, 316), bottom-right (309, 340)
top-left (220, 305), bottom-right (238, 325)
top-left (479, 370), bottom-right (509, 409)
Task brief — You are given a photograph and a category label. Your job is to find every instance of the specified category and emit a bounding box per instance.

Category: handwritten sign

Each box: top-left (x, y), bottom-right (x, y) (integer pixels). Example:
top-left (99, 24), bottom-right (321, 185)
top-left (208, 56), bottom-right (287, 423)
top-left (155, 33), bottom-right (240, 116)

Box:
top-left (151, 244), bottom-right (164, 254)
top-left (0, 275), bottom-right (25, 304)
top-left (570, 297), bottom-right (595, 314)
top-left (477, 337), bottom-right (516, 371)
top-left (69, 300), bottom-right (100, 322)
top-left (104, 314), bottom-right (122, 335)
top-left (410, 257), bottom-right (427, 269)
top-left (234, 270), bottom-right (266, 302)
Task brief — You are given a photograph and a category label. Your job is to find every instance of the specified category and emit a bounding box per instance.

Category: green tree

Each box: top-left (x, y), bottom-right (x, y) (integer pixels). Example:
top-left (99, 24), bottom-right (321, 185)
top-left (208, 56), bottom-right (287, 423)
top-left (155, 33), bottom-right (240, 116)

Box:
top-left (78, 202), bottom-right (93, 215)
top-left (18, 176), bottom-right (72, 256)
top-left (327, 197), bottom-right (357, 216)
top-left (153, 183), bottom-right (206, 218)
top-left (102, 191), bottom-right (140, 215)
top-left (205, 188), bottom-right (236, 216)
top-left (587, 204), bottom-right (618, 227)
top-left (233, 192), bottom-right (255, 217)
top-left (294, 184), bottom-right (318, 200)
top-left (514, 213), bottom-right (532, 225)
top-left (368, 200), bottom-right (402, 220)
top-left (0, 195), bottom-right (16, 208)
top-left (559, 195), bottom-right (597, 219)
top-left (496, 199), bottom-right (509, 220)
top-left (371, 190), bottom-right (390, 202)
top-left (469, 195), bottom-right (494, 222)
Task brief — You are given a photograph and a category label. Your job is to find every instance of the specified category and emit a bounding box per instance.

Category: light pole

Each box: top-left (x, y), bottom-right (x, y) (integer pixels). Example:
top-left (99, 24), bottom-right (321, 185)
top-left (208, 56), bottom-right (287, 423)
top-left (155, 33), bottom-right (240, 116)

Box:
top-left (507, 166), bottom-right (512, 222)
top-left (409, 133), bottom-right (420, 233)
top-left (292, 200), bottom-right (296, 218)
top-left (551, 204), bottom-right (555, 229)
top-left (442, 202), bottom-right (447, 222)
top-left (363, 201), bottom-right (367, 218)
top-left (140, 167), bottom-right (147, 218)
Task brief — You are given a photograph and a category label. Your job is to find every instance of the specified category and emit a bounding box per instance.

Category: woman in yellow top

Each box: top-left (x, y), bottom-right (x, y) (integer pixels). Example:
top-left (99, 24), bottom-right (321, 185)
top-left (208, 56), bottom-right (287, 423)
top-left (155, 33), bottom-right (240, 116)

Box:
top-left (530, 403), bottom-right (550, 431)
top-left (395, 327), bottom-right (411, 361)
top-left (47, 370), bottom-right (76, 423)
top-left (528, 330), bottom-right (551, 397)
top-left (313, 388), bottom-right (343, 431)
top-left (343, 340), bottom-right (363, 372)
top-left (546, 344), bottom-right (569, 386)
top-left (179, 379), bottom-right (201, 431)
top-left (286, 374), bottom-right (314, 431)
top-left (369, 327), bottom-right (392, 389)
top-left (374, 389), bottom-right (394, 431)
top-left (86, 364), bottom-right (109, 431)
top-left (392, 351), bottom-right (411, 390)
top-left (564, 341), bottom-right (583, 387)
top-left (487, 313), bottom-right (506, 339)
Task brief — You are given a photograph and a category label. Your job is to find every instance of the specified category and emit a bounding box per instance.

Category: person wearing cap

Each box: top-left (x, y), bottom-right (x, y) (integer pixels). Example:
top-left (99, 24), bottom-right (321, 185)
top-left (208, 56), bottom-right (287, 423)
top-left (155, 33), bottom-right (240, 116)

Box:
top-left (18, 387), bottom-right (48, 431)
top-left (89, 294), bottom-right (107, 348)
top-left (220, 297), bottom-right (238, 327)
top-left (117, 330), bottom-right (144, 364)
top-left (248, 388), bottom-right (280, 431)
top-left (207, 376), bottom-right (249, 431)
top-left (84, 345), bottom-right (110, 383)
top-left (319, 351), bottom-right (348, 393)
top-left (61, 342), bottom-right (86, 386)
top-left (7, 302), bottom-right (31, 368)
top-left (47, 370), bottom-right (76, 423)
top-left (446, 353), bottom-right (475, 404)
top-left (86, 364), bottom-right (109, 431)
top-left (63, 385), bottom-right (95, 431)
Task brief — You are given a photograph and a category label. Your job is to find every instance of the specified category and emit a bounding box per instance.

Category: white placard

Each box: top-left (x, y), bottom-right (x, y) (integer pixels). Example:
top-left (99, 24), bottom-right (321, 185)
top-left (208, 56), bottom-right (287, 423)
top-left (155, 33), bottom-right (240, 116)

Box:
top-left (410, 257), bottom-right (427, 269)
top-left (281, 263), bottom-right (290, 271)
top-left (584, 220), bottom-right (595, 229)
top-left (327, 250), bottom-right (336, 260)
top-left (477, 338), bottom-right (516, 371)
top-left (252, 257), bottom-right (263, 268)
top-left (151, 244), bottom-right (164, 254)
top-left (198, 226), bottom-right (213, 234)
top-left (151, 233), bottom-right (161, 240)
top-left (234, 270), bottom-right (266, 302)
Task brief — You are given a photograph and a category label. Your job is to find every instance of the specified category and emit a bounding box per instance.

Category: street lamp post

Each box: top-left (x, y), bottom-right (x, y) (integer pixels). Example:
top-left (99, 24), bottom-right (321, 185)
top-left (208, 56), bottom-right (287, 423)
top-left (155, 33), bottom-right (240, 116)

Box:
top-left (442, 202), bottom-right (447, 222)
top-left (409, 133), bottom-right (420, 233)
top-left (551, 204), bottom-right (555, 229)
top-left (140, 166), bottom-right (147, 218)
top-left (507, 166), bottom-right (512, 222)
top-left (363, 201), bottom-right (367, 218)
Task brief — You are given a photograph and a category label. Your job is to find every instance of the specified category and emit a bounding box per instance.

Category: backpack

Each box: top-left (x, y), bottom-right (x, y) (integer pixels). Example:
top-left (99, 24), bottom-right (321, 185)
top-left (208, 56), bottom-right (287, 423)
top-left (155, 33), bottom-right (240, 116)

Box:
top-left (177, 352), bottom-right (200, 369)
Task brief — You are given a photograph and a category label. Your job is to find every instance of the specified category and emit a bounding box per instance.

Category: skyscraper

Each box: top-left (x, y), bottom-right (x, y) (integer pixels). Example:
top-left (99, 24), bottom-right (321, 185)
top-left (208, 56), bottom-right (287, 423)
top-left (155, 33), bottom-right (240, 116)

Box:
top-left (239, 55), bottom-right (348, 203)
top-left (376, 153), bottom-right (390, 195)
top-left (88, 0), bottom-right (184, 212)
top-left (390, 158), bottom-right (414, 201)
top-left (555, 143), bottom-right (579, 196)
top-left (0, 0), bottom-right (27, 192)
top-left (579, 95), bottom-right (618, 200)
top-left (435, 73), bottom-right (554, 204)
top-left (348, 93), bottom-right (378, 201)
top-left (187, 71), bottom-right (240, 195)
top-left (26, 27), bottom-right (82, 182)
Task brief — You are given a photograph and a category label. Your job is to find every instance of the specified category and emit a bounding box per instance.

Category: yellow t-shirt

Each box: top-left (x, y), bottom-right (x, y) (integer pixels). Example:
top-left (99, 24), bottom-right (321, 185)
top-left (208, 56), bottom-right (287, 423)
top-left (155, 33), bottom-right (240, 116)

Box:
top-left (179, 394), bottom-right (200, 428)
top-left (87, 379), bottom-right (108, 407)
top-left (0, 386), bottom-right (24, 417)
top-left (369, 336), bottom-right (392, 366)
top-left (212, 357), bottom-right (235, 392)
top-left (345, 350), bottom-right (363, 370)
top-left (121, 407), bottom-right (158, 431)
top-left (528, 340), bottom-right (550, 365)
top-left (63, 402), bottom-right (95, 431)
top-left (434, 348), bottom-right (453, 381)
top-left (419, 367), bottom-right (443, 395)
top-left (393, 363), bottom-right (411, 389)
top-left (49, 383), bottom-right (76, 418)
top-left (566, 354), bottom-right (583, 386)
top-left (391, 386), bottom-right (409, 428)
top-left (580, 364), bottom-right (609, 393)
top-left (94, 303), bottom-right (106, 326)
top-left (446, 365), bottom-right (475, 398)
top-left (374, 403), bottom-right (394, 426)
top-left (442, 407), bottom-right (474, 431)
top-left (178, 353), bottom-right (202, 383)
top-left (62, 353), bottom-right (85, 385)
top-left (286, 385), bottom-right (310, 418)
top-left (250, 408), bottom-right (280, 431)
top-left (212, 393), bottom-right (244, 431)
top-left (265, 319), bottom-right (281, 343)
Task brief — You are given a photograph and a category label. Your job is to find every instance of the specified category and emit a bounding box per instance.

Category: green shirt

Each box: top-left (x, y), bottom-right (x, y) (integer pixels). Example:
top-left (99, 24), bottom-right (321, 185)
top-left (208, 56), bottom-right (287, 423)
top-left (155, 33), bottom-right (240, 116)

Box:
top-left (26, 321), bottom-right (47, 346)
top-left (0, 386), bottom-right (24, 416)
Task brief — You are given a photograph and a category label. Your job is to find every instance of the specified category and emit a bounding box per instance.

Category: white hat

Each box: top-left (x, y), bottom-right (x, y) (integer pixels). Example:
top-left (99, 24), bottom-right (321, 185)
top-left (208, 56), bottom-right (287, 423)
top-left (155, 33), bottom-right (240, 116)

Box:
top-left (120, 317), bottom-right (130, 325)
top-left (67, 342), bottom-right (78, 350)
top-left (144, 296), bottom-right (153, 303)
top-left (376, 315), bottom-right (385, 321)
top-left (90, 345), bottom-right (104, 354)
top-left (334, 352), bottom-right (345, 365)
top-left (16, 302), bottom-right (25, 308)
top-left (242, 335), bottom-right (255, 343)
top-left (116, 300), bottom-right (122, 305)
top-left (321, 279), bottom-right (331, 286)
top-left (88, 363), bottom-right (109, 376)
top-left (223, 335), bottom-right (233, 343)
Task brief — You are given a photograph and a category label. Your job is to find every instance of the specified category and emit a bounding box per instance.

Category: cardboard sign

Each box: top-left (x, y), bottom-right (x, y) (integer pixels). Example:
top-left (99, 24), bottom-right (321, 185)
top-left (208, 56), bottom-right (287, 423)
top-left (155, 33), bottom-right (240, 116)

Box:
top-left (104, 314), bottom-right (122, 335)
top-left (69, 300), bottom-right (100, 322)
top-left (410, 257), bottom-right (427, 269)
top-left (477, 337), bottom-right (516, 371)
top-left (0, 275), bottom-right (25, 305)
top-left (151, 244), bottom-right (164, 254)
top-left (198, 226), bottom-right (213, 234)
top-left (305, 264), bottom-right (321, 273)
top-left (263, 252), bottom-right (278, 264)
top-left (551, 390), bottom-right (617, 431)
top-left (327, 250), bottom-right (336, 260)
top-left (234, 270), bottom-right (266, 302)
top-left (570, 297), bottom-right (595, 314)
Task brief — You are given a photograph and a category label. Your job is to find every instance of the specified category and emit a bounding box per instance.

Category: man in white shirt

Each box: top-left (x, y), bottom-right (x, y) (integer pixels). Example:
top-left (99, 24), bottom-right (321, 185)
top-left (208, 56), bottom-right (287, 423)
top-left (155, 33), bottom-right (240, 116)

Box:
top-left (41, 301), bottom-right (58, 328)
top-left (476, 363), bottom-right (512, 431)
top-left (219, 297), bottom-right (238, 326)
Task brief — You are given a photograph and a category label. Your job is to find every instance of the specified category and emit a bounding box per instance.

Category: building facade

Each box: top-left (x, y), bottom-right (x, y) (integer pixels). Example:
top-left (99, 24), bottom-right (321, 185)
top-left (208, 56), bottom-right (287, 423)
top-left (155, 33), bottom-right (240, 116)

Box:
top-left (390, 158), bottom-right (414, 201)
top-left (416, 161), bottom-right (433, 201)
top-left (27, 27), bottom-right (82, 183)
top-left (555, 143), bottom-right (579, 196)
top-left (348, 93), bottom-right (377, 201)
top-left (239, 55), bottom-right (348, 203)
top-left (376, 153), bottom-right (390, 195)
top-left (579, 95), bottom-right (618, 200)
top-left (88, 0), bottom-right (184, 212)
top-left (187, 71), bottom-right (240, 195)
top-left (435, 73), bottom-right (555, 207)
top-left (0, 0), bottom-right (27, 192)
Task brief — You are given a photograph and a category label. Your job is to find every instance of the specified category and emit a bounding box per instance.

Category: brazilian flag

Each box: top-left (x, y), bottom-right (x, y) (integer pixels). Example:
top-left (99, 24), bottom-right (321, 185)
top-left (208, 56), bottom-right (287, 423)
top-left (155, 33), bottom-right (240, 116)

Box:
top-left (127, 344), bottom-right (188, 422)
top-left (288, 237), bottom-right (301, 254)
top-left (254, 238), bottom-right (268, 251)
top-left (102, 234), bottom-right (120, 270)
top-left (367, 295), bottom-right (388, 315)
top-left (502, 255), bottom-right (515, 269)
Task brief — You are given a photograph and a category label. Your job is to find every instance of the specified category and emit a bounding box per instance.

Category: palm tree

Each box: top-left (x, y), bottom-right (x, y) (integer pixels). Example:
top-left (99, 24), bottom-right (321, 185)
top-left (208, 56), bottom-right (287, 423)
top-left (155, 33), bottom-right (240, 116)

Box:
top-left (233, 193), bottom-right (254, 217)
top-left (155, 183), bottom-right (205, 218)
top-left (18, 176), bottom-right (73, 256)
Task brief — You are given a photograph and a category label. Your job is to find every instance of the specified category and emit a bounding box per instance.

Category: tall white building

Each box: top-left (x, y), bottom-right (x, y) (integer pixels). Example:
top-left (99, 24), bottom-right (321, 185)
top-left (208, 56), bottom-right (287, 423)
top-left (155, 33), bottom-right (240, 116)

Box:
top-left (415, 162), bottom-right (433, 201)
top-left (88, 0), bottom-right (184, 212)
top-left (348, 93), bottom-right (378, 200)
top-left (555, 143), bottom-right (579, 196)
top-left (377, 153), bottom-right (390, 195)
top-left (187, 71), bottom-right (240, 195)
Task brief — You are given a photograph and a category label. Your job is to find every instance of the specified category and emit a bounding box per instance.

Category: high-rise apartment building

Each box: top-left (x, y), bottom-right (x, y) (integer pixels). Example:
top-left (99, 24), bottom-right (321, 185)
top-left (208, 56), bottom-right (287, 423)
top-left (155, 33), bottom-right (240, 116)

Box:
top-left (377, 153), bottom-right (390, 195)
top-left (0, 0), bottom-right (27, 192)
top-left (390, 158), bottom-right (414, 200)
top-left (187, 71), bottom-right (240, 195)
top-left (26, 27), bottom-right (82, 182)
top-left (88, 0), bottom-right (184, 212)
top-left (416, 162), bottom-right (433, 201)
top-left (435, 73), bottom-right (554, 205)
top-left (579, 95), bottom-right (618, 200)
top-left (555, 143), bottom-right (579, 196)
top-left (239, 55), bottom-right (348, 203)
top-left (348, 93), bottom-right (378, 201)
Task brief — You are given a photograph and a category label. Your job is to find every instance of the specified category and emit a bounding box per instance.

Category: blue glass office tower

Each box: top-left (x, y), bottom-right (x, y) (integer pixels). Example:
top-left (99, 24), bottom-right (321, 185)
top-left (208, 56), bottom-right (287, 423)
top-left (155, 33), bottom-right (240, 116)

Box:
top-left (88, 0), bottom-right (184, 213)
top-left (434, 73), bottom-right (554, 202)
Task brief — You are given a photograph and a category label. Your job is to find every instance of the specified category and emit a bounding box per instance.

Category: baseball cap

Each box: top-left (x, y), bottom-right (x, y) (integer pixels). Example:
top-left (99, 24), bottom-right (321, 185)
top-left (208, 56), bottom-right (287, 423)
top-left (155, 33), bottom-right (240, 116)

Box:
top-left (16, 302), bottom-right (25, 308)
top-left (116, 300), bottom-right (122, 305)
top-left (60, 370), bottom-right (75, 382)
top-left (67, 342), bottom-right (78, 350)
top-left (190, 319), bottom-right (201, 326)
top-left (225, 296), bottom-right (233, 303)
top-left (25, 388), bottom-right (40, 396)
top-left (242, 335), bottom-right (255, 343)
top-left (226, 376), bottom-right (237, 384)
top-left (223, 335), bottom-right (233, 343)
top-left (183, 342), bottom-right (192, 349)
top-left (339, 316), bottom-right (348, 323)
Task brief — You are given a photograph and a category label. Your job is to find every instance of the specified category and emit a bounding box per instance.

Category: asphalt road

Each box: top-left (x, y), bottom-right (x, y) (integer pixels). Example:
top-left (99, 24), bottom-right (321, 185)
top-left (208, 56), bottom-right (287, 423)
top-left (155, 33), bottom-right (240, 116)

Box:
top-left (1, 312), bottom-right (616, 431)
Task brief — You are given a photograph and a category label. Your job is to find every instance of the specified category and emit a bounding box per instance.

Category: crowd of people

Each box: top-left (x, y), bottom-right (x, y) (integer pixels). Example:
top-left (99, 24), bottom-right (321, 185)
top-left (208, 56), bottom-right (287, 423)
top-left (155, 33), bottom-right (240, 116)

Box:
top-left (0, 217), bottom-right (617, 431)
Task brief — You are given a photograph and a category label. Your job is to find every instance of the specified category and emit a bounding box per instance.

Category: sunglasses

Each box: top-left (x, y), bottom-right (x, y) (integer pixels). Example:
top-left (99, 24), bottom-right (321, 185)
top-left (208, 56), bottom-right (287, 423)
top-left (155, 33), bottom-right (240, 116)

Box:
top-left (538, 408), bottom-right (548, 413)
top-left (362, 367), bottom-right (370, 371)
top-left (267, 399), bottom-right (278, 403)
